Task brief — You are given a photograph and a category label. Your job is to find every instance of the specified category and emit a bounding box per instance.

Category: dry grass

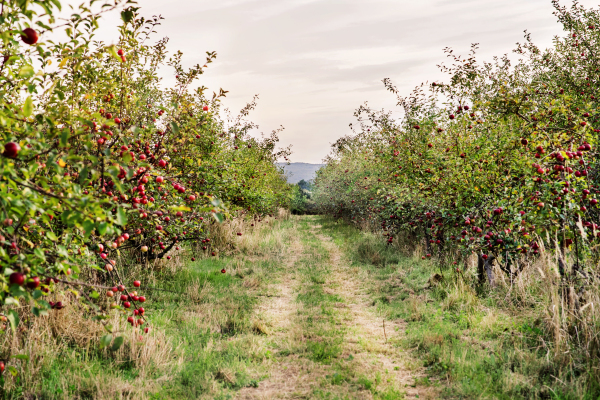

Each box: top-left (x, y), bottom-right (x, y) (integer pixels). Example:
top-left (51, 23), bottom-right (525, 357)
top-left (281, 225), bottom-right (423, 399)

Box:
top-left (482, 241), bottom-right (600, 391)
top-left (441, 280), bottom-right (479, 314)
top-left (405, 231), bottom-right (600, 396)
top-left (0, 296), bottom-right (174, 397)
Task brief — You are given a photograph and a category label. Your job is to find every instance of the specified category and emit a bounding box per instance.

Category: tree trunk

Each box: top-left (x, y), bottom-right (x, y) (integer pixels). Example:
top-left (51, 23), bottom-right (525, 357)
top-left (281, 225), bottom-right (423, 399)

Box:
top-left (478, 254), bottom-right (495, 287)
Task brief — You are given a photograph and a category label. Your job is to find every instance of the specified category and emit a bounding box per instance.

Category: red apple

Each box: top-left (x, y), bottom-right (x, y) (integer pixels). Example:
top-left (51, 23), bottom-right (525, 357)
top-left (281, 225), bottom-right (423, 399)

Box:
top-left (21, 28), bottom-right (39, 45)
top-left (26, 276), bottom-right (40, 289)
top-left (3, 142), bottom-right (20, 158)
top-left (9, 272), bottom-right (25, 286)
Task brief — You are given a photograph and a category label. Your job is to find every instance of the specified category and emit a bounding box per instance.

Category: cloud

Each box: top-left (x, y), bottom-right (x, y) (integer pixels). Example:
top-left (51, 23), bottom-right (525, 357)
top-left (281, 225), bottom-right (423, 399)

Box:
top-left (68, 0), bottom-right (597, 162)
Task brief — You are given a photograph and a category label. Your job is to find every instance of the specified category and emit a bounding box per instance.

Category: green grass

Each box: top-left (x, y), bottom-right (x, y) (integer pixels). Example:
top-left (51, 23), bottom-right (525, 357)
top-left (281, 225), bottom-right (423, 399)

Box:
top-left (291, 217), bottom-right (347, 365)
top-left (318, 216), bottom-right (600, 400)
top-left (5, 215), bottom-right (596, 399)
top-left (1, 217), bottom-right (297, 400)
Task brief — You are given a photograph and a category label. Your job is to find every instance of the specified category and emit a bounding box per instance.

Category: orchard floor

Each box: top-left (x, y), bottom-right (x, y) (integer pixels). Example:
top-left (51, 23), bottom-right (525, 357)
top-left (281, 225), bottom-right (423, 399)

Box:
top-left (18, 215), bottom-right (580, 399)
top-left (231, 216), bottom-right (436, 400)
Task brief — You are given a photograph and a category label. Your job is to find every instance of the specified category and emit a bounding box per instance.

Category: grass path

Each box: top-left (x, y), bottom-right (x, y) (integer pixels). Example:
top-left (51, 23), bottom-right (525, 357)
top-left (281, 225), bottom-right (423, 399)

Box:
top-left (13, 214), bottom-right (585, 399)
top-left (236, 216), bottom-right (434, 399)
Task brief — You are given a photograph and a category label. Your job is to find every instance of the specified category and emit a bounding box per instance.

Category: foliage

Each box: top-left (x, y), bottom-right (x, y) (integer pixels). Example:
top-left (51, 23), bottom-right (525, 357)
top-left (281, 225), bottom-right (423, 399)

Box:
top-left (290, 180), bottom-right (316, 215)
top-left (313, 0), bottom-right (600, 394)
top-left (0, 0), bottom-right (290, 376)
top-left (315, 0), bottom-right (599, 283)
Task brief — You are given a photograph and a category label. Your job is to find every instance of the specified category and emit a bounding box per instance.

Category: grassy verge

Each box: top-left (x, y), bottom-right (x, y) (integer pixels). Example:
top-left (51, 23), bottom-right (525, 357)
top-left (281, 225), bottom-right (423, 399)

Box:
top-left (318, 216), bottom-right (599, 400)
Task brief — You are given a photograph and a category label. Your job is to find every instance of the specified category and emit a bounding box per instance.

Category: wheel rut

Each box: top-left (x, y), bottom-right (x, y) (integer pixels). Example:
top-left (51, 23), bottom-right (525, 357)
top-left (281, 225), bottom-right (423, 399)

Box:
top-left (236, 217), bottom-right (435, 399)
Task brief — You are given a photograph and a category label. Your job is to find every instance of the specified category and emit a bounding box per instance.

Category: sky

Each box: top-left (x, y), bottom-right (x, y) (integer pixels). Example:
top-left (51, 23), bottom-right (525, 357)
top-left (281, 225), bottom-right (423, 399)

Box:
top-left (79, 0), bottom-right (597, 163)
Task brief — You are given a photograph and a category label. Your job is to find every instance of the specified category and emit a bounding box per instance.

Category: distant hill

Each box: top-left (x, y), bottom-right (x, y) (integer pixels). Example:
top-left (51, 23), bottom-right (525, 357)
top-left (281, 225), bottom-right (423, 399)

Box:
top-left (279, 162), bottom-right (324, 184)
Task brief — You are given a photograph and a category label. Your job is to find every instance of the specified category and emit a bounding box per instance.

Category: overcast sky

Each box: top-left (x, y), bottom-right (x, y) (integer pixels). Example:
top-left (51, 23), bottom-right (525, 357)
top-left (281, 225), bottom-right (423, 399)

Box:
top-left (86, 0), bottom-right (597, 163)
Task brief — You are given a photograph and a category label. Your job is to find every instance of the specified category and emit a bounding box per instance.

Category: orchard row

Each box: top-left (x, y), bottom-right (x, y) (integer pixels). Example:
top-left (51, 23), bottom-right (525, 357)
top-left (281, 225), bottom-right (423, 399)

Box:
top-left (313, 2), bottom-right (599, 284)
top-left (0, 0), bottom-right (291, 362)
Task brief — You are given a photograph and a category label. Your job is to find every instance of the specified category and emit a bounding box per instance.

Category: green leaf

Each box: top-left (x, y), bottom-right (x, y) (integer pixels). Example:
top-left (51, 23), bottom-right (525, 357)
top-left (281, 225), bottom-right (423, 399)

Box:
top-left (4, 297), bottom-right (18, 306)
top-left (7, 366), bottom-right (18, 377)
top-left (99, 334), bottom-right (112, 349)
top-left (121, 10), bottom-right (134, 23)
top-left (116, 207), bottom-right (127, 226)
top-left (34, 247), bottom-right (46, 261)
top-left (89, 290), bottom-right (99, 299)
top-left (12, 354), bottom-right (29, 361)
top-left (32, 306), bottom-right (49, 317)
top-left (32, 289), bottom-right (42, 300)
top-left (60, 129), bottom-right (69, 147)
top-left (170, 121), bottom-right (180, 135)
top-left (106, 45), bottom-right (121, 62)
top-left (7, 310), bottom-right (19, 334)
top-left (23, 96), bottom-right (33, 117)
top-left (111, 336), bottom-right (124, 351)
top-left (83, 219), bottom-right (95, 238)
top-left (212, 212), bottom-right (224, 223)
top-left (46, 231), bottom-right (58, 241)
top-left (50, 0), bottom-right (62, 11)
top-left (79, 166), bottom-right (89, 186)
top-left (97, 221), bottom-right (108, 236)
top-left (18, 65), bottom-right (34, 78)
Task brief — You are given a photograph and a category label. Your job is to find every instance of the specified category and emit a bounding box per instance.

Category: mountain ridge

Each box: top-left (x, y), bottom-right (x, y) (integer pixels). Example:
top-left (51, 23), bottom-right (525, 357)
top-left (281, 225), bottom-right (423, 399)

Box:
top-left (278, 162), bottom-right (324, 184)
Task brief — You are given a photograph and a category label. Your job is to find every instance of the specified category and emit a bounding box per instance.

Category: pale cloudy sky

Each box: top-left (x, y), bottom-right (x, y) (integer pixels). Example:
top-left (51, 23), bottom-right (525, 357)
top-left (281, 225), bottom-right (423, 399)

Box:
top-left (86, 0), bottom-right (597, 163)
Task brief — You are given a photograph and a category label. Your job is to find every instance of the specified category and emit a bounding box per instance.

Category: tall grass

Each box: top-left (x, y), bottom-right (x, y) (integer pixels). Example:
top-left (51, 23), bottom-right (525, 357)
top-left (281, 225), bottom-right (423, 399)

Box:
top-left (320, 216), bottom-right (600, 399)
